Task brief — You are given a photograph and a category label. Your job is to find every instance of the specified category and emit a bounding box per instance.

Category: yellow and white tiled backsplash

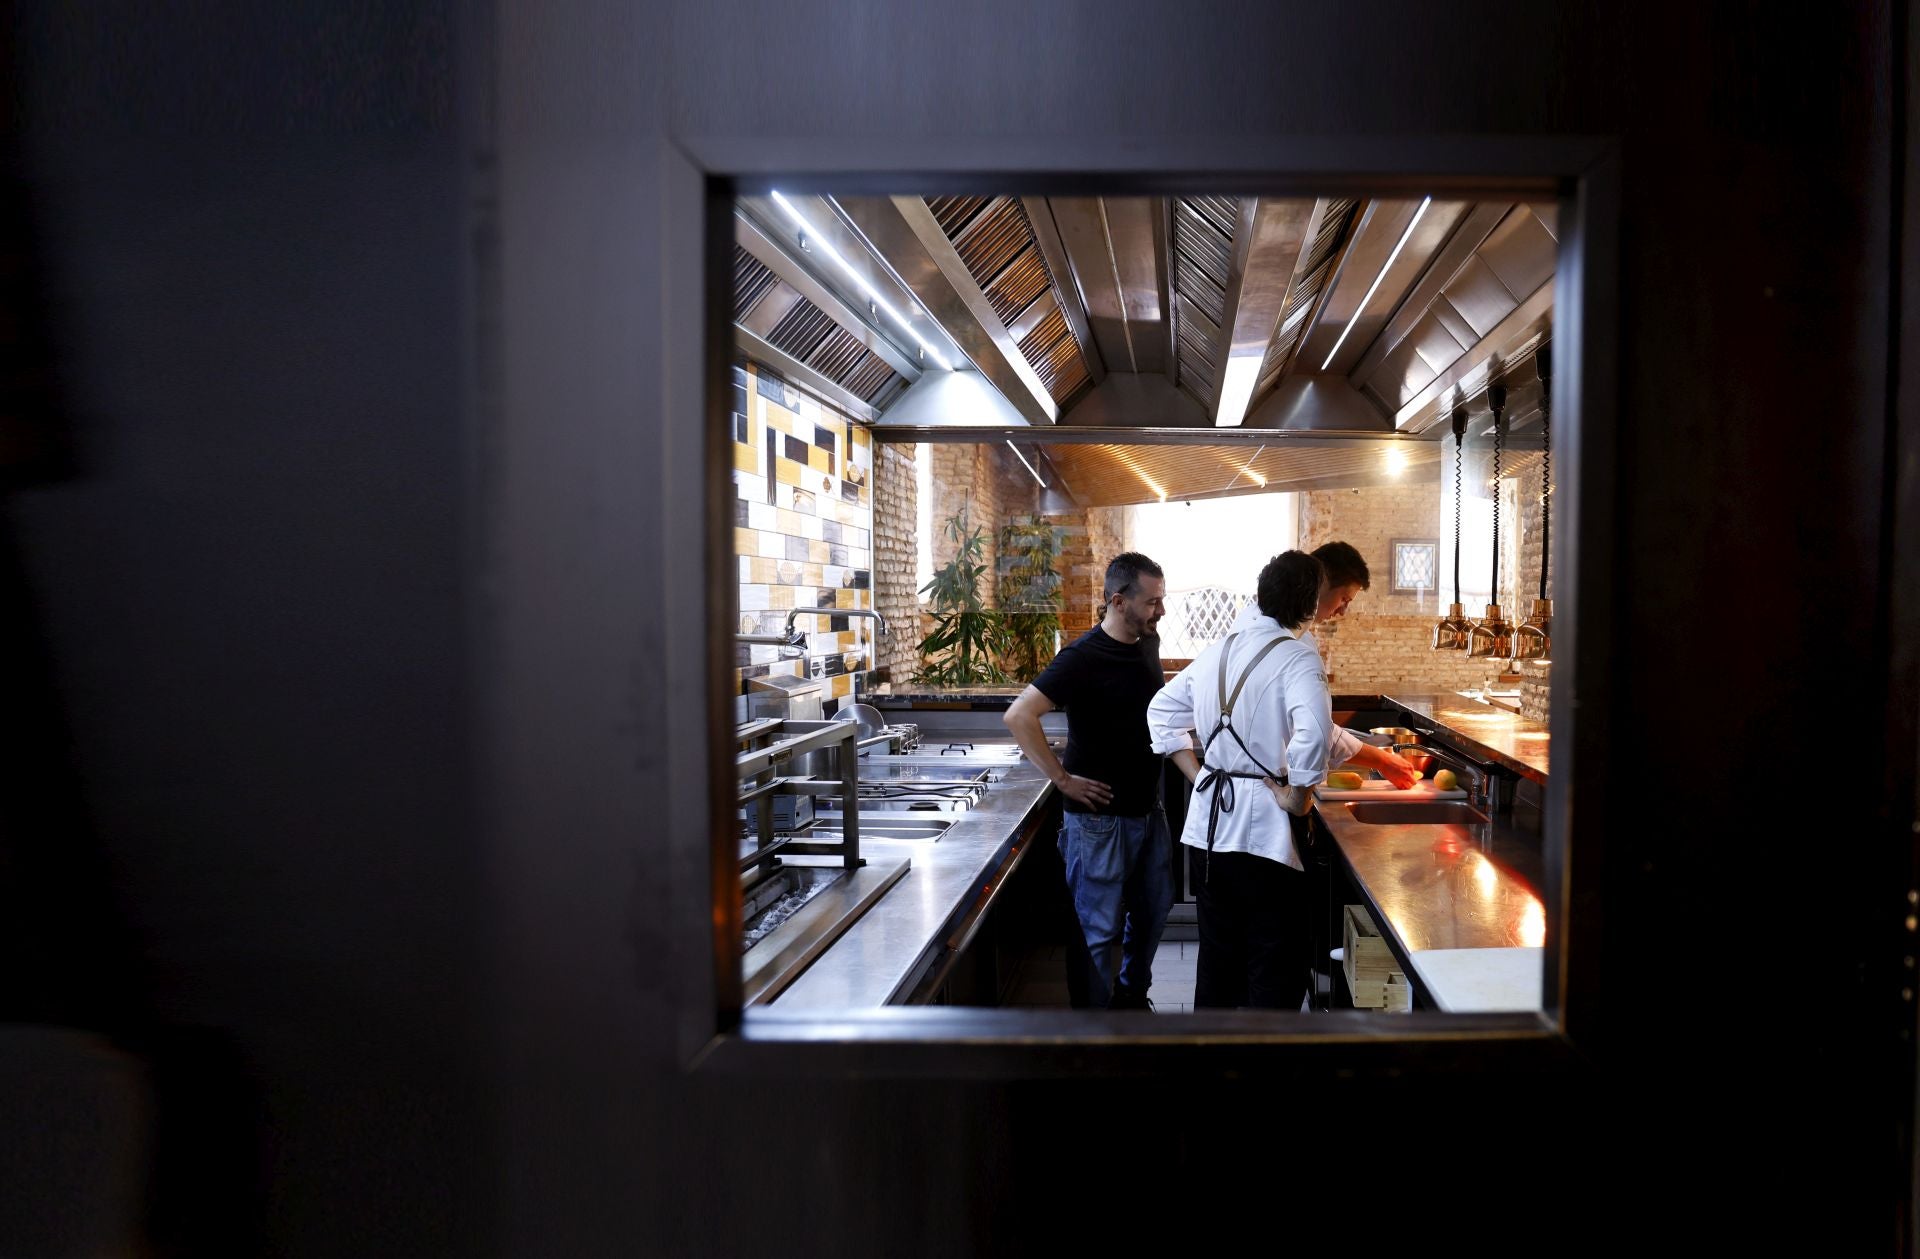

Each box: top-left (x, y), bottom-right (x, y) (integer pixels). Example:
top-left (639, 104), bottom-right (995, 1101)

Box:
top-left (731, 361), bottom-right (876, 711)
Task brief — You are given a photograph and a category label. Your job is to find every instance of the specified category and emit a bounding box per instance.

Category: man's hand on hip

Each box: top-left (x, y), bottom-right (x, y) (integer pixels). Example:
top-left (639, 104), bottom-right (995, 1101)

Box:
top-left (1055, 774), bottom-right (1114, 810)
top-left (1264, 779), bottom-right (1311, 816)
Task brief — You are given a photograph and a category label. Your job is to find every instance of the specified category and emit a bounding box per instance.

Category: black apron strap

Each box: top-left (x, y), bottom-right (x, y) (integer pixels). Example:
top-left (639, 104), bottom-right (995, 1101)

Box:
top-left (1222, 634), bottom-right (1289, 717)
top-left (1214, 632), bottom-right (1238, 712)
top-left (1194, 629), bottom-right (1295, 882)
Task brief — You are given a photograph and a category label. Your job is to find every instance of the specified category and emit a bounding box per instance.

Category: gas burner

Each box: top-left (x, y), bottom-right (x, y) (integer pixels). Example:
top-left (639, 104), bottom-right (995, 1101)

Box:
top-left (878, 723), bottom-right (922, 754)
top-left (857, 780), bottom-right (986, 810)
top-left (855, 754), bottom-right (1013, 782)
top-left (817, 765), bottom-right (995, 814)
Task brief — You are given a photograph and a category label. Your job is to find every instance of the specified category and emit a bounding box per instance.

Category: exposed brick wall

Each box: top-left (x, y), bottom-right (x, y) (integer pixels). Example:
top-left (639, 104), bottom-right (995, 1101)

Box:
top-left (1509, 452), bottom-right (1554, 721)
top-left (1298, 474), bottom-right (1552, 705)
top-left (753, 415), bottom-right (1559, 713)
top-left (871, 441), bottom-right (922, 682)
top-left (871, 441), bottom-right (1130, 678)
top-left (1047, 512), bottom-right (1096, 640)
top-left (1299, 480), bottom-right (1443, 618)
top-left (1053, 505), bottom-right (1133, 639)
top-left (927, 443), bottom-right (1040, 596)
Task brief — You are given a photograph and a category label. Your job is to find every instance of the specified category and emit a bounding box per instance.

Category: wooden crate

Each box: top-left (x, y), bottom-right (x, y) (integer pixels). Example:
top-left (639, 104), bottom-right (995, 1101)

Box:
top-left (1342, 904), bottom-right (1396, 981)
top-left (1342, 904), bottom-right (1407, 1010)
top-left (1349, 976), bottom-right (1389, 1006)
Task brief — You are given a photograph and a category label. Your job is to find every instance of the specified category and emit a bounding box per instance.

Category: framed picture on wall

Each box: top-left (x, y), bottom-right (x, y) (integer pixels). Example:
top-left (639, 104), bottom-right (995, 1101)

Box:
top-left (1390, 538), bottom-right (1439, 594)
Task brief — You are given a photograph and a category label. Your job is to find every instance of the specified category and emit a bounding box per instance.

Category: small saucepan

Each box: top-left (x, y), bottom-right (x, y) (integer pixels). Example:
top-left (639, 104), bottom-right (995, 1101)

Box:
top-left (1398, 748), bottom-right (1436, 775)
top-left (835, 703), bottom-right (888, 739)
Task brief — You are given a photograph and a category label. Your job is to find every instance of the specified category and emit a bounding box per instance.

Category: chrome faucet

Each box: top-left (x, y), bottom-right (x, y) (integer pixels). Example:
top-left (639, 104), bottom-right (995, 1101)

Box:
top-left (734, 630), bottom-right (807, 658)
top-left (737, 608), bottom-right (889, 659)
top-left (1413, 742), bottom-right (1493, 812)
top-left (785, 607), bottom-right (891, 641)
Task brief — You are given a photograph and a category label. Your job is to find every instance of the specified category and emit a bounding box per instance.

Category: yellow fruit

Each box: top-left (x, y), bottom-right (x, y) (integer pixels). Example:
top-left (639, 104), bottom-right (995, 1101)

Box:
top-left (1433, 769), bottom-right (1459, 791)
top-left (1325, 772), bottom-right (1364, 791)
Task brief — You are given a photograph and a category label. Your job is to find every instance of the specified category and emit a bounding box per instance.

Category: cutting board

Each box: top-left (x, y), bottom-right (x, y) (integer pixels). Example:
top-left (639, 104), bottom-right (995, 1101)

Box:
top-left (1407, 947), bottom-right (1544, 1013)
top-left (1314, 779), bottom-right (1467, 802)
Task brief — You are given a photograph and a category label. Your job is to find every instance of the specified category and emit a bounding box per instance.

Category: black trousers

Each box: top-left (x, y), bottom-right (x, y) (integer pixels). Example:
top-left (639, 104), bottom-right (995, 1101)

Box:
top-left (1193, 847), bottom-right (1309, 1010)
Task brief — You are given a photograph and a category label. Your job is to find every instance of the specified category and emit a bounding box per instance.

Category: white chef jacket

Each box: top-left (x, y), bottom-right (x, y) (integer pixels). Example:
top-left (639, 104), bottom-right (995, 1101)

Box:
top-left (1147, 613), bottom-right (1333, 871)
top-left (1229, 601), bottom-right (1364, 764)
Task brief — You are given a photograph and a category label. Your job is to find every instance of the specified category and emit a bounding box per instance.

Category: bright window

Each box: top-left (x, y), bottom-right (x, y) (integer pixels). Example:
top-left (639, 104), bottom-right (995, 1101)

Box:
top-left (1130, 494), bottom-right (1297, 657)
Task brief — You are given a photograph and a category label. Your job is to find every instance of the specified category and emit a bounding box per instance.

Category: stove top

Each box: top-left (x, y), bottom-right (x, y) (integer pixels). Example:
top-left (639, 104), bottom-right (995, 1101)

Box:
top-left (877, 738), bottom-right (1025, 764)
top-left (812, 760), bottom-right (1003, 813)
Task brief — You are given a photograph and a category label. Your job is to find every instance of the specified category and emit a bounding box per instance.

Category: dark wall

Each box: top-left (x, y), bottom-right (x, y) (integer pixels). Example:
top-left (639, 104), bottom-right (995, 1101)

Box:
top-left (0, 1), bottom-right (1909, 1255)
top-left (4, 6), bottom-right (487, 1256)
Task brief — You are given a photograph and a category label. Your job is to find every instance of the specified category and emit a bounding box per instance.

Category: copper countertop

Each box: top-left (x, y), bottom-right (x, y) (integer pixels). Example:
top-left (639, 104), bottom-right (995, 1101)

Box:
top-left (1316, 793), bottom-right (1548, 955)
top-left (1373, 692), bottom-right (1551, 782)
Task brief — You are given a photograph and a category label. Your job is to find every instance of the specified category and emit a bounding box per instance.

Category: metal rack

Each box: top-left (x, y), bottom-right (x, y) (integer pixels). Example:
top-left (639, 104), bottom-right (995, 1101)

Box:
top-left (733, 717), bottom-right (917, 1007)
top-left (736, 719), bottom-right (863, 889)
top-left (734, 718), bottom-right (918, 887)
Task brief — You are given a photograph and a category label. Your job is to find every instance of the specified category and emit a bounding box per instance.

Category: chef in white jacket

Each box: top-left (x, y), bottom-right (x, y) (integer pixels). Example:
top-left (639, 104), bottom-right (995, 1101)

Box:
top-left (1147, 550), bottom-right (1331, 1010)
top-left (1229, 539), bottom-right (1420, 788)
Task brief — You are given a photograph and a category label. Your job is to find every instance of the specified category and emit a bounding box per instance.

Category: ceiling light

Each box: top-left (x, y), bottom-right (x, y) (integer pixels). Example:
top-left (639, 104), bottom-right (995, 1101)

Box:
top-left (1466, 603), bottom-right (1513, 659)
top-left (1433, 398), bottom-right (1471, 651)
top-left (769, 191), bottom-right (952, 370)
top-left (1005, 441), bottom-right (1047, 488)
top-left (1320, 196), bottom-right (1432, 371)
top-left (1466, 377), bottom-right (1513, 659)
top-left (1213, 354), bottom-right (1263, 427)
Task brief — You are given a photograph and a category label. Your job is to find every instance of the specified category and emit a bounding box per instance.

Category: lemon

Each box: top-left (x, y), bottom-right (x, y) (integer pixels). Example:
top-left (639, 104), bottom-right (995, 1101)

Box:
top-left (1325, 771), bottom-right (1364, 791)
top-left (1433, 769), bottom-right (1459, 792)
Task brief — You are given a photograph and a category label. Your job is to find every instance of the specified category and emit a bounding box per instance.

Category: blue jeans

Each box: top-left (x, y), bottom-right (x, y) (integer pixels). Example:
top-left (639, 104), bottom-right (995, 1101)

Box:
top-left (1057, 808), bottom-right (1175, 1007)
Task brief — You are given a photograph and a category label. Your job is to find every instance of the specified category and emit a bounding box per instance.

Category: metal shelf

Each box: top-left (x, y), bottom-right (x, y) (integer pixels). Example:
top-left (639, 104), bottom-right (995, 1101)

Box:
top-left (735, 718), bottom-right (862, 874)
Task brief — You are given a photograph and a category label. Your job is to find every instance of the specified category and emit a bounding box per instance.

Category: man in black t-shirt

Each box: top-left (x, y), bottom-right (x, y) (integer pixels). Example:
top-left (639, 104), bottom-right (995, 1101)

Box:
top-left (1003, 552), bottom-right (1172, 1010)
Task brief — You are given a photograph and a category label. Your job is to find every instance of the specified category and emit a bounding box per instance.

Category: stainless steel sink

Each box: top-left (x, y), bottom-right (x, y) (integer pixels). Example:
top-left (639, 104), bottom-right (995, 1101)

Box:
top-left (1346, 801), bottom-right (1490, 826)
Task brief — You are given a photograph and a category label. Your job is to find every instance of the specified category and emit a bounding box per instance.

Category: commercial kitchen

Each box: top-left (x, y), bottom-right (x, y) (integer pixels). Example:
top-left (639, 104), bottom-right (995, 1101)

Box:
top-left (11, 3), bottom-right (1910, 1250)
top-left (727, 190), bottom-right (1563, 1015)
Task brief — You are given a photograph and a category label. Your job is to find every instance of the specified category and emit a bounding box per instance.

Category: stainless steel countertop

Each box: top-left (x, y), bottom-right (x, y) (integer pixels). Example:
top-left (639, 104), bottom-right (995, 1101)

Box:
top-left (871, 686), bottom-right (1031, 706)
top-left (1316, 690), bottom-right (1551, 1013)
top-left (1316, 793), bottom-right (1548, 955)
top-left (770, 701), bottom-right (1547, 1010)
top-left (772, 742), bottom-right (1054, 1009)
top-left (1375, 692), bottom-right (1551, 782)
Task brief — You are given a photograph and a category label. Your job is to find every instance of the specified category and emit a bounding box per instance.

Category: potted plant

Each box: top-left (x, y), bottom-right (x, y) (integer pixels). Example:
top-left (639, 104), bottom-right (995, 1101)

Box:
top-left (995, 516), bottom-right (1064, 682)
top-left (913, 502), bottom-right (1009, 687)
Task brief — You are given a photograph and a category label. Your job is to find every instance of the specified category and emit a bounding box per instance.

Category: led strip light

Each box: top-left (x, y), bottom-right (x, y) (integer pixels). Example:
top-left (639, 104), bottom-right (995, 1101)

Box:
top-left (770, 191), bottom-right (952, 371)
top-left (1320, 196), bottom-right (1433, 371)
